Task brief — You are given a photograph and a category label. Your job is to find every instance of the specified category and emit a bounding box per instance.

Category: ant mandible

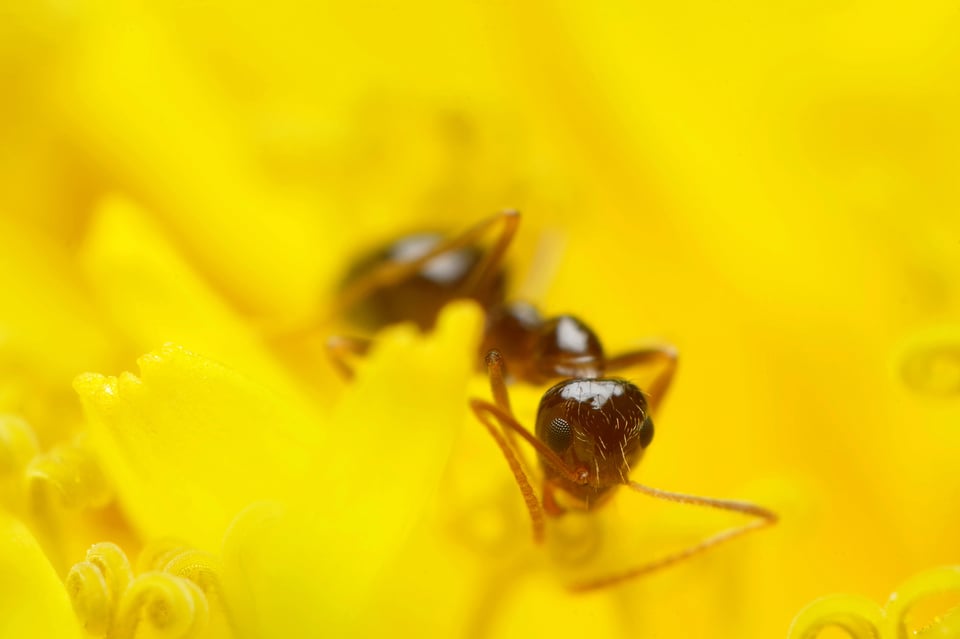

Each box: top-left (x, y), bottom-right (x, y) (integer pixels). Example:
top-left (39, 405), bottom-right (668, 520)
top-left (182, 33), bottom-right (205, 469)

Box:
top-left (330, 210), bottom-right (777, 591)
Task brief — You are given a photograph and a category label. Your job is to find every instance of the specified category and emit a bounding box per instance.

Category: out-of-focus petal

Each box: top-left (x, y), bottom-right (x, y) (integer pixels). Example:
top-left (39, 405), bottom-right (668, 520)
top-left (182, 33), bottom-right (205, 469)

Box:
top-left (895, 325), bottom-right (960, 398)
top-left (53, 5), bottom-right (330, 319)
top-left (221, 301), bottom-right (483, 637)
top-left (0, 415), bottom-right (39, 512)
top-left (79, 194), bottom-right (322, 400)
top-left (0, 219), bottom-right (116, 444)
top-left (0, 510), bottom-right (83, 638)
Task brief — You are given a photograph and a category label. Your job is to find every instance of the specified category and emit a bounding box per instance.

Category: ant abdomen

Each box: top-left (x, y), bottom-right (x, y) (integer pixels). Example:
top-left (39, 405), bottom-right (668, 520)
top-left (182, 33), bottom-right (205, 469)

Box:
top-left (338, 231), bottom-right (507, 332)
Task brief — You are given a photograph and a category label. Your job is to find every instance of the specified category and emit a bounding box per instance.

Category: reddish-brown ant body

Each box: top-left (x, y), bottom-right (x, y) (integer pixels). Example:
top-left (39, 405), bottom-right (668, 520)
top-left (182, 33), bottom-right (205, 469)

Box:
top-left (332, 210), bottom-right (776, 591)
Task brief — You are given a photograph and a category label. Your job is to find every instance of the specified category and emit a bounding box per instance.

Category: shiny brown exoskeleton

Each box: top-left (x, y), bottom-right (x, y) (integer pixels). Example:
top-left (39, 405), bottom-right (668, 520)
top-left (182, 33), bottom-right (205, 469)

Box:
top-left (536, 378), bottom-right (653, 510)
top-left (481, 303), bottom-right (607, 384)
top-left (470, 349), bottom-right (775, 591)
top-left (332, 210), bottom-right (776, 591)
top-left (339, 231), bottom-right (508, 333)
top-left (332, 211), bottom-right (517, 332)
top-left (332, 212), bottom-right (675, 390)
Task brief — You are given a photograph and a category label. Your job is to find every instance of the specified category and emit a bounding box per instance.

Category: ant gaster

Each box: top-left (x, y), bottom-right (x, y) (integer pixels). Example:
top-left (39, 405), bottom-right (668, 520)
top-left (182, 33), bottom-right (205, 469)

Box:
top-left (330, 210), bottom-right (776, 591)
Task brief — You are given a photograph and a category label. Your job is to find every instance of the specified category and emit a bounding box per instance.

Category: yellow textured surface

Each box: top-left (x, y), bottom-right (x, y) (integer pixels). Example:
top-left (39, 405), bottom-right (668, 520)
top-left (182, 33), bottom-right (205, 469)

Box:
top-left (0, 1), bottom-right (958, 637)
top-left (0, 511), bottom-right (83, 639)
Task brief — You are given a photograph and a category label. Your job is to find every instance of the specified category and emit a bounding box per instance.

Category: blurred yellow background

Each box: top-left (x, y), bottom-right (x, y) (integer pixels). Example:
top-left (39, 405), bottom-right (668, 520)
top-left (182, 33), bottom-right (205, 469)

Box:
top-left (2, 1), bottom-right (959, 637)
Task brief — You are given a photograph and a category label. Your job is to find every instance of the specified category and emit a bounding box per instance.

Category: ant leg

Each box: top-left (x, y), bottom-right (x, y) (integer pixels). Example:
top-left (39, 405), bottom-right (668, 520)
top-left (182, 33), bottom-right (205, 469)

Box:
top-left (469, 398), bottom-right (546, 544)
top-left (604, 345), bottom-right (677, 413)
top-left (483, 349), bottom-right (532, 485)
top-left (484, 350), bottom-right (512, 415)
top-left (460, 209), bottom-right (520, 299)
top-left (468, 393), bottom-right (594, 544)
top-left (325, 335), bottom-right (372, 380)
top-left (469, 399), bottom-right (591, 491)
top-left (331, 210), bottom-right (520, 320)
top-left (472, 354), bottom-right (595, 543)
top-left (568, 483), bottom-right (777, 592)
top-left (484, 349), bottom-right (579, 481)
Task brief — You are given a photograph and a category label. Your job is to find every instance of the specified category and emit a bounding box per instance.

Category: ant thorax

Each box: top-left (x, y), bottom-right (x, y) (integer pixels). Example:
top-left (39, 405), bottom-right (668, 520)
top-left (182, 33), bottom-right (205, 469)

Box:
top-left (532, 316), bottom-right (606, 380)
top-left (535, 379), bottom-right (654, 510)
top-left (482, 302), bottom-right (606, 384)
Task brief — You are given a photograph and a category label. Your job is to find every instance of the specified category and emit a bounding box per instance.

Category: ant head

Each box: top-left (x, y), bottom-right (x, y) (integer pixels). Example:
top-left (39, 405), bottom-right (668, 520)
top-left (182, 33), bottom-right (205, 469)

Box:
top-left (533, 315), bottom-right (606, 380)
top-left (535, 379), bottom-right (653, 493)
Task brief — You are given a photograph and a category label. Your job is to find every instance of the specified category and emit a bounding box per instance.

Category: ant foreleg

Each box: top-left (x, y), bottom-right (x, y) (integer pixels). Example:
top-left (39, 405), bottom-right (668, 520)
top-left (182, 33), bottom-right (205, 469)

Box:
top-left (460, 210), bottom-right (520, 300)
top-left (484, 350), bottom-right (512, 414)
top-left (469, 398), bottom-right (546, 544)
top-left (468, 395), bottom-right (594, 544)
top-left (470, 400), bottom-right (591, 492)
top-left (568, 482), bottom-right (776, 591)
top-left (483, 350), bottom-right (533, 500)
top-left (483, 349), bottom-right (571, 480)
top-left (604, 345), bottom-right (678, 413)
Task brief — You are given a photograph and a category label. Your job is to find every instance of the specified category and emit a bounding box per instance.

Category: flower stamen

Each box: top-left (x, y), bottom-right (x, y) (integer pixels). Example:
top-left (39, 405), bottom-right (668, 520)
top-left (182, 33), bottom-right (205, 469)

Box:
top-left (788, 565), bottom-right (960, 639)
top-left (66, 559), bottom-right (113, 636)
top-left (111, 572), bottom-right (209, 639)
top-left (787, 594), bottom-right (884, 639)
top-left (66, 541), bottom-right (218, 639)
top-left (885, 566), bottom-right (960, 638)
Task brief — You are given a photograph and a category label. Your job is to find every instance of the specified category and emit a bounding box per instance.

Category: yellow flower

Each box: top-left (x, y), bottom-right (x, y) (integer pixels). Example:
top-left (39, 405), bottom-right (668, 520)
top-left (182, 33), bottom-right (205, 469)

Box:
top-left (788, 566), bottom-right (960, 638)
top-left (3, 1), bottom-right (960, 638)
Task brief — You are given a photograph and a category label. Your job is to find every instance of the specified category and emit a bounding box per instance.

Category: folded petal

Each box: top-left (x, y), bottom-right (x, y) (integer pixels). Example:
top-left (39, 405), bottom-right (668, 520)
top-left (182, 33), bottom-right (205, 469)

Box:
top-left (53, 6), bottom-right (332, 319)
top-left (222, 302), bottom-right (483, 637)
top-left (0, 509), bottom-right (83, 638)
top-left (80, 194), bottom-right (319, 401)
top-left (74, 344), bottom-right (325, 551)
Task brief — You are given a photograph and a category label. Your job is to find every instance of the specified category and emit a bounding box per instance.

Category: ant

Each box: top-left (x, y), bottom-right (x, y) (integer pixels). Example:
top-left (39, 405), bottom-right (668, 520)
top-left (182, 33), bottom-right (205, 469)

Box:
top-left (329, 210), bottom-right (777, 591)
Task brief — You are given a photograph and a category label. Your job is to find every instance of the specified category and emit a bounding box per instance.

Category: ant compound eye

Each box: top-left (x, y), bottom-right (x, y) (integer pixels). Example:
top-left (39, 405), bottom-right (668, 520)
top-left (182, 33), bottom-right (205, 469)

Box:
top-left (639, 415), bottom-right (654, 448)
top-left (545, 417), bottom-right (573, 453)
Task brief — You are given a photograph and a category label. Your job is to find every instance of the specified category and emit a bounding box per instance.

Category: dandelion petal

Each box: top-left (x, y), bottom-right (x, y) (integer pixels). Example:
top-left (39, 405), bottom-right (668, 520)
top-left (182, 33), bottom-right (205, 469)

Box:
top-left (0, 510), bottom-right (83, 638)
top-left (73, 344), bottom-right (324, 551)
top-left (222, 302), bottom-right (483, 637)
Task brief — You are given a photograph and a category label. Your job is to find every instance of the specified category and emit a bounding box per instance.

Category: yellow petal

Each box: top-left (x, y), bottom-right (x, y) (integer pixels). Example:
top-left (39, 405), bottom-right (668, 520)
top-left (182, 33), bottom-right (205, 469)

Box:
top-left (488, 574), bottom-right (625, 639)
top-left (0, 509), bottom-right (83, 638)
top-left (79, 194), bottom-right (319, 401)
top-left (54, 5), bottom-right (330, 319)
top-left (222, 302), bottom-right (483, 637)
top-left (74, 343), bottom-right (325, 551)
top-left (0, 218), bottom-right (116, 444)
top-left (0, 415), bottom-right (39, 512)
